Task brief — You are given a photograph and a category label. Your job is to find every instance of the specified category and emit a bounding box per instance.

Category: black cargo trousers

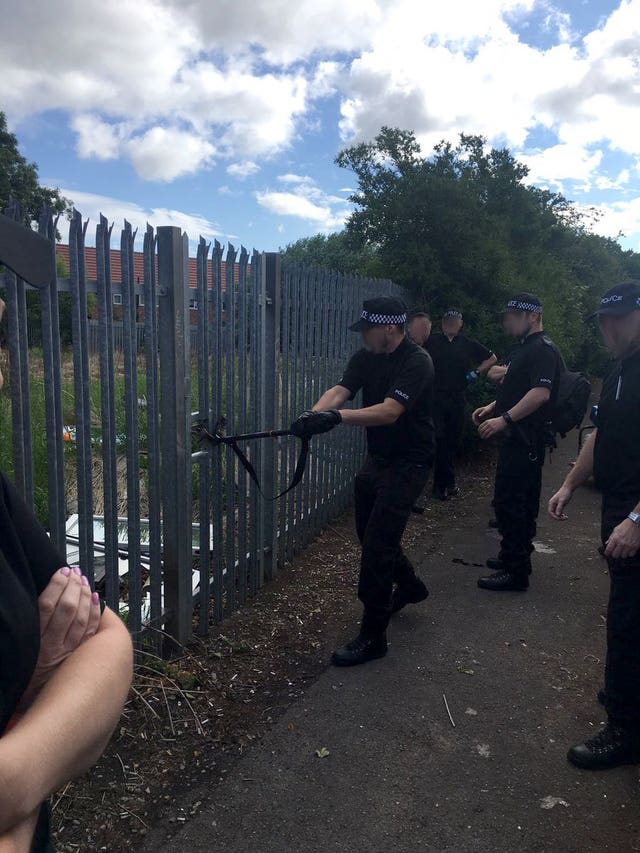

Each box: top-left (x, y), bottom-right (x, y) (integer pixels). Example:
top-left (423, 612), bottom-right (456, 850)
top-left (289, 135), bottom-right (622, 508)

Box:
top-left (601, 494), bottom-right (640, 730)
top-left (433, 391), bottom-right (466, 494)
top-left (354, 454), bottom-right (430, 636)
top-left (493, 430), bottom-right (546, 578)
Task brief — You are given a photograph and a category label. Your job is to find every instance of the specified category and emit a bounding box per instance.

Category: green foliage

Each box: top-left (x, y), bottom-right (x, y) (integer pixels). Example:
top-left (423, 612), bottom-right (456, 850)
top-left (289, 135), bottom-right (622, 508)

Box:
top-left (333, 127), bottom-right (638, 374)
top-left (281, 232), bottom-right (384, 277)
top-left (0, 111), bottom-right (71, 223)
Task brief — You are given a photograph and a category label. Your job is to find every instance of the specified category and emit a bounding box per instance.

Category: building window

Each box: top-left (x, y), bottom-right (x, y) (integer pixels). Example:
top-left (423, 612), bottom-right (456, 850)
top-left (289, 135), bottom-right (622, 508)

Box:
top-left (137, 293), bottom-right (144, 308)
top-left (189, 296), bottom-right (198, 310)
top-left (113, 293), bottom-right (123, 306)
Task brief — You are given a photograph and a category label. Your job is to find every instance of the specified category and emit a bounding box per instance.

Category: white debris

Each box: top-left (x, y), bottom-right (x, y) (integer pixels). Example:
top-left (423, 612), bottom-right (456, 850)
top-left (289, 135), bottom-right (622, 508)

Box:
top-left (540, 796), bottom-right (570, 810)
top-left (475, 743), bottom-right (491, 758)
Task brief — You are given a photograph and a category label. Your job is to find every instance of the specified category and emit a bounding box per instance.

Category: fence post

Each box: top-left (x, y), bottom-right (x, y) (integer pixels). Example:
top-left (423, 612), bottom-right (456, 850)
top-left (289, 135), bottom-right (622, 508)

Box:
top-left (157, 226), bottom-right (192, 650)
top-left (259, 252), bottom-right (281, 580)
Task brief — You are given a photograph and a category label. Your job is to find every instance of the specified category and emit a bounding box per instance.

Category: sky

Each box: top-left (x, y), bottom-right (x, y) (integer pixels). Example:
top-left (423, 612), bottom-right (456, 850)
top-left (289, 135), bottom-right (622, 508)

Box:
top-left (1, 0), bottom-right (640, 254)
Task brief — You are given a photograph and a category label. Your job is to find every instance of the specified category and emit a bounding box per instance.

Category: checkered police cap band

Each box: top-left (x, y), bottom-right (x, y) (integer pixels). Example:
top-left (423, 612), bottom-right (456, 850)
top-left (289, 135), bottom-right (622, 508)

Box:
top-left (361, 309), bottom-right (408, 325)
top-left (443, 310), bottom-right (462, 319)
top-left (507, 299), bottom-right (542, 312)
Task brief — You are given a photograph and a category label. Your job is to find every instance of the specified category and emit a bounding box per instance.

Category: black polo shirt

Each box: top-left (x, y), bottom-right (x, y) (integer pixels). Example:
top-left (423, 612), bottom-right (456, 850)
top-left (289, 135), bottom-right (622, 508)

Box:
top-left (594, 349), bottom-right (640, 502)
top-left (495, 331), bottom-right (560, 432)
top-left (426, 333), bottom-right (493, 393)
top-left (339, 337), bottom-right (435, 464)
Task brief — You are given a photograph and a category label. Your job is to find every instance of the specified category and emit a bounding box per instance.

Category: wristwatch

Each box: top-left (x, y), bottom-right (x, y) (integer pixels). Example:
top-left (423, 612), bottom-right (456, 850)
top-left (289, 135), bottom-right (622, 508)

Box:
top-left (502, 411), bottom-right (513, 425)
top-left (628, 511), bottom-right (640, 526)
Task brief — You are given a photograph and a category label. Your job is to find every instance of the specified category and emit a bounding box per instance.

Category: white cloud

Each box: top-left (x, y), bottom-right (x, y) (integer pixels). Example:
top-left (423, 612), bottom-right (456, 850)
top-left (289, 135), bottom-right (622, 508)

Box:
top-left (53, 188), bottom-right (223, 247)
top-left (2, 0), bottom-right (640, 217)
top-left (256, 175), bottom-right (351, 231)
top-left (594, 169), bottom-right (631, 191)
top-left (226, 160), bottom-right (260, 180)
top-left (583, 197), bottom-right (640, 250)
top-left (71, 114), bottom-right (123, 160)
top-left (125, 127), bottom-right (216, 181)
top-left (519, 143), bottom-right (603, 189)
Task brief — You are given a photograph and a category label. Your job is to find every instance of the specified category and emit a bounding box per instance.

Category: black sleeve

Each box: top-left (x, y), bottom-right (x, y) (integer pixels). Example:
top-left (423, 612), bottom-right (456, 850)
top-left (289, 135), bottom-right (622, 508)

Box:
top-left (2, 473), bottom-right (65, 596)
top-left (529, 343), bottom-right (558, 391)
top-left (467, 338), bottom-right (493, 364)
top-left (385, 352), bottom-right (432, 410)
top-left (339, 349), bottom-right (366, 399)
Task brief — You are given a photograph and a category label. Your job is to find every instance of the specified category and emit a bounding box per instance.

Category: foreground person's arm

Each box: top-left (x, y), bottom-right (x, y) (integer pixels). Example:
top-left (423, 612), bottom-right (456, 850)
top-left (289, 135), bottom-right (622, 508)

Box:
top-left (548, 429), bottom-right (596, 519)
top-left (0, 607), bottom-right (133, 833)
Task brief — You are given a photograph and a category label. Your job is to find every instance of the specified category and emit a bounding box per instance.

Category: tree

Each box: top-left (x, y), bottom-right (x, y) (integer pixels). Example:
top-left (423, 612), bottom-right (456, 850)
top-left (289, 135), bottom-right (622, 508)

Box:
top-left (335, 127), bottom-right (640, 373)
top-left (281, 232), bottom-right (383, 277)
top-left (0, 111), bottom-right (71, 224)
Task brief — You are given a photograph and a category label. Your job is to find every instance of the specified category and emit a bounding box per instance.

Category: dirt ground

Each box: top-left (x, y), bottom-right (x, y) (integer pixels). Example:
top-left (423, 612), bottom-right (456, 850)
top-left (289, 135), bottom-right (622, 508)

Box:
top-left (55, 434), bottom-right (640, 853)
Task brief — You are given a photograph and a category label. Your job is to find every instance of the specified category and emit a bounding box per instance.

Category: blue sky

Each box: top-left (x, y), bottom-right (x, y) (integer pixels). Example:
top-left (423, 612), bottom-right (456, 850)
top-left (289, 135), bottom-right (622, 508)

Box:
top-left (2, 0), bottom-right (639, 254)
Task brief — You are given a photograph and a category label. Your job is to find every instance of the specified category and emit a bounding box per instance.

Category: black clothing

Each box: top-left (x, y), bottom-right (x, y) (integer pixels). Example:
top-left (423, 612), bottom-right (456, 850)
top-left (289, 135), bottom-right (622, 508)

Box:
top-left (493, 437), bottom-right (545, 573)
top-left (426, 333), bottom-right (492, 493)
top-left (495, 331), bottom-right (560, 433)
top-left (339, 337), bottom-right (435, 464)
top-left (590, 348), bottom-right (640, 730)
top-left (433, 392), bottom-right (465, 493)
top-left (0, 472), bottom-right (63, 733)
top-left (593, 349), bottom-right (640, 501)
top-left (492, 332), bottom-right (559, 575)
top-left (354, 456), bottom-right (430, 635)
top-left (338, 336), bottom-right (434, 637)
top-left (0, 470), bottom-right (64, 852)
top-left (426, 333), bottom-right (492, 394)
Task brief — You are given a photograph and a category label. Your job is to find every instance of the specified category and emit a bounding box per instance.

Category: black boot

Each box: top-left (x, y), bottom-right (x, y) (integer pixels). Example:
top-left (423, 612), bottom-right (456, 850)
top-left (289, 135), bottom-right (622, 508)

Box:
top-left (331, 633), bottom-right (388, 667)
top-left (486, 555), bottom-right (532, 575)
top-left (432, 486), bottom-right (448, 501)
top-left (477, 570), bottom-right (529, 591)
top-left (391, 577), bottom-right (429, 614)
top-left (567, 723), bottom-right (640, 770)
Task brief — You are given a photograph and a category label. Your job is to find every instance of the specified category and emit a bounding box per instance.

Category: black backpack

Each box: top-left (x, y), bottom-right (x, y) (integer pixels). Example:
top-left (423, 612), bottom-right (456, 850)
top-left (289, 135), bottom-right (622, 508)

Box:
top-left (549, 359), bottom-right (592, 438)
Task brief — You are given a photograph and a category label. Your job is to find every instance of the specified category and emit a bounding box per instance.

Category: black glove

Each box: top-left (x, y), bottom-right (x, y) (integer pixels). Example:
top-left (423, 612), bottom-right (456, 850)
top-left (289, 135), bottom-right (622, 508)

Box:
top-left (290, 409), bottom-right (342, 438)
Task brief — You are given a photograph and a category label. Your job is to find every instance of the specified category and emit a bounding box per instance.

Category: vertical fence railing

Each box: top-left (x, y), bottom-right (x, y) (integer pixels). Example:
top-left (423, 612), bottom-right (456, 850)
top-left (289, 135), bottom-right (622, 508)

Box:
top-left (96, 215), bottom-right (120, 609)
top-left (195, 236), bottom-right (211, 636)
top-left (38, 208), bottom-right (65, 552)
top-left (143, 225), bottom-right (162, 641)
top-left (1, 206), bottom-right (407, 651)
top-left (68, 211), bottom-right (95, 582)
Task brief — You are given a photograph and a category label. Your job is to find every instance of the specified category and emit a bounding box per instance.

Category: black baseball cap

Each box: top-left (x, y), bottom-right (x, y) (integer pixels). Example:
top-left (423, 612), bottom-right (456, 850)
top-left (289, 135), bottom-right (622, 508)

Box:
top-left (443, 308), bottom-right (463, 320)
top-left (0, 213), bottom-right (54, 288)
top-left (502, 292), bottom-right (543, 314)
top-left (589, 281), bottom-right (640, 319)
top-left (350, 296), bottom-right (408, 332)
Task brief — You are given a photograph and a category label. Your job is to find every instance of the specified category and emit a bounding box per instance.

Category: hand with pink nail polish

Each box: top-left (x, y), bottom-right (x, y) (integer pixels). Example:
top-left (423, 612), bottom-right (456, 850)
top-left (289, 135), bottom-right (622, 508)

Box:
top-left (17, 566), bottom-right (102, 711)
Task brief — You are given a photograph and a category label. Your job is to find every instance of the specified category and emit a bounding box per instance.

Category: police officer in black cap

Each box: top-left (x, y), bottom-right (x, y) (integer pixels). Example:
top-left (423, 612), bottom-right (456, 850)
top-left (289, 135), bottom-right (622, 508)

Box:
top-left (549, 281), bottom-right (640, 770)
top-left (290, 296), bottom-right (435, 667)
top-left (426, 309), bottom-right (496, 499)
top-left (473, 292), bottom-right (560, 591)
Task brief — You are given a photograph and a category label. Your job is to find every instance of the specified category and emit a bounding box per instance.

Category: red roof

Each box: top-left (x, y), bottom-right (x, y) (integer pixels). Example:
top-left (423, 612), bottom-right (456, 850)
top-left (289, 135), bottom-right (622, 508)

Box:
top-left (56, 245), bottom-right (243, 289)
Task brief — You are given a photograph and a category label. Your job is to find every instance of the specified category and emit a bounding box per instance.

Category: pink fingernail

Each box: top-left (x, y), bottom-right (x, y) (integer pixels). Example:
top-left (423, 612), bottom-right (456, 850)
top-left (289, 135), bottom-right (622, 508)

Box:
top-left (72, 566), bottom-right (82, 577)
top-left (81, 575), bottom-right (90, 587)
top-left (92, 592), bottom-right (100, 606)
top-left (60, 566), bottom-right (71, 577)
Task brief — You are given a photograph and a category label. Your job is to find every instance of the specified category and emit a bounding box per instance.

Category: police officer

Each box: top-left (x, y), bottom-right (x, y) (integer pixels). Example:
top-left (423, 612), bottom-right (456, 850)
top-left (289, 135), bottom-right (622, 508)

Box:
top-left (473, 293), bottom-right (560, 591)
top-left (290, 296), bottom-right (435, 667)
top-left (427, 309), bottom-right (496, 499)
top-left (549, 281), bottom-right (640, 770)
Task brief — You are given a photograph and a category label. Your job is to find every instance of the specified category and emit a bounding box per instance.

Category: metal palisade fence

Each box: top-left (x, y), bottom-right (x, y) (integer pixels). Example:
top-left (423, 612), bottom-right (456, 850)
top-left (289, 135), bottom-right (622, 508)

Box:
top-left (0, 206), bottom-right (407, 651)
